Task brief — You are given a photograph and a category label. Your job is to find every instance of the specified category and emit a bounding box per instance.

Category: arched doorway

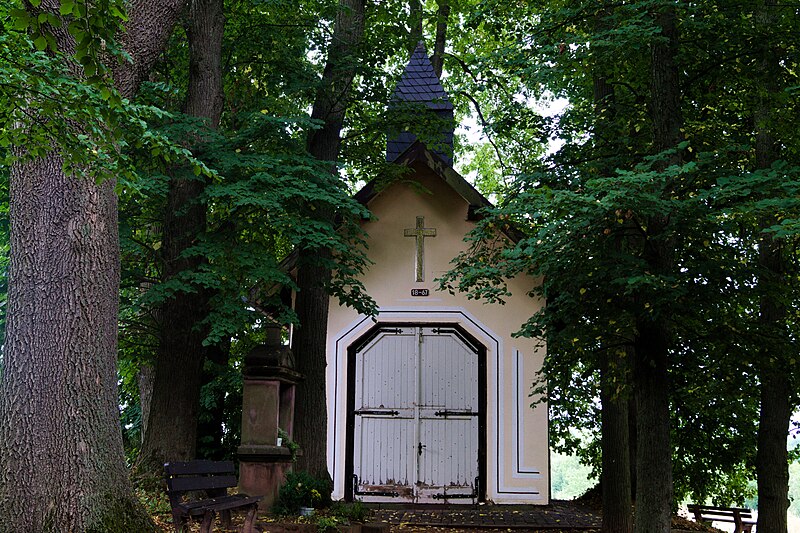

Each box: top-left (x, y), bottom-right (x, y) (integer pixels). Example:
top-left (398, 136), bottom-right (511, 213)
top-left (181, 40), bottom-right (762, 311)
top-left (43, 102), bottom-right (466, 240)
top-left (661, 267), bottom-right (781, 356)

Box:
top-left (344, 323), bottom-right (486, 503)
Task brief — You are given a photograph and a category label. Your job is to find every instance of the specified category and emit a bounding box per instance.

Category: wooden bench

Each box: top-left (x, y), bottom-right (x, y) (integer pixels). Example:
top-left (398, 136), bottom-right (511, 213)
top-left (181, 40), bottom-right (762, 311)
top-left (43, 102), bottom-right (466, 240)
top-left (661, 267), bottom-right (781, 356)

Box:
top-left (687, 504), bottom-right (755, 533)
top-left (164, 460), bottom-right (261, 533)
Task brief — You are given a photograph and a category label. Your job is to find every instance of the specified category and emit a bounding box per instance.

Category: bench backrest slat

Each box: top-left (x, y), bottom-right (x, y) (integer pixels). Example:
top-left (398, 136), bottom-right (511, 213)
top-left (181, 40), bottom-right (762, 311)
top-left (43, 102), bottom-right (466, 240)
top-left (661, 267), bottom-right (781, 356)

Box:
top-left (687, 504), bottom-right (754, 527)
top-left (164, 460), bottom-right (235, 476)
top-left (166, 474), bottom-right (238, 494)
top-left (164, 461), bottom-right (238, 497)
top-left (687, 504), bottom-right (751, 514)
top-left (700, 511), bottom-right (751, 520)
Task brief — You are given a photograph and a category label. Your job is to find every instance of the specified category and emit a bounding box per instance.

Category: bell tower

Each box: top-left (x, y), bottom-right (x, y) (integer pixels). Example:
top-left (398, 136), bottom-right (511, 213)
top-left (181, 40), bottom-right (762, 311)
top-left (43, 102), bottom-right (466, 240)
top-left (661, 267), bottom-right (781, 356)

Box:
top-left (386, 42), bottom-right (455, 166)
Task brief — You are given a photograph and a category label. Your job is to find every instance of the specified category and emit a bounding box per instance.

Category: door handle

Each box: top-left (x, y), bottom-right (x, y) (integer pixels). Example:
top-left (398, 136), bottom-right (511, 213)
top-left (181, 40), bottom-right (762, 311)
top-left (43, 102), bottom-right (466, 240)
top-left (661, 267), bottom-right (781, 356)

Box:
top-left (418, 442), bottom-right (426, 456)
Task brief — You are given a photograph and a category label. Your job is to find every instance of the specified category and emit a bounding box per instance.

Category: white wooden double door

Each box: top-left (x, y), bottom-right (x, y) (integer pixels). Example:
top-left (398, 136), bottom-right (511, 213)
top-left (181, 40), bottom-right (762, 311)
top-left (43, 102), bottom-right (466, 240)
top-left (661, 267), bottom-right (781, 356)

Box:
top-left (352, 326), bottom-right (480, 502)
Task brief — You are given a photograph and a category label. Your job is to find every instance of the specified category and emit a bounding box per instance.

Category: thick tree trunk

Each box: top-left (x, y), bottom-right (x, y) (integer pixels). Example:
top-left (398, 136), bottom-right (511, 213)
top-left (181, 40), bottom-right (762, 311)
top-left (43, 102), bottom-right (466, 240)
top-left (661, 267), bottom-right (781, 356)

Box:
top-left (0, 1), bottom-right (184, 530)
top-left (754, 3), bottom-right (790, 531)
top-left (0, 156), bottom-right (154, 532)
top-left (293, 256), bottom-right (334, 478)
top-left (756, 307), bottom-right (791, 533)
top-left (633, 5), bottom-right (682, 532)
top-left (592, 63), bottom-right (633, 532)
top-left (628, 396), bottom-right (637, 500)
top-left (292, 0), bottom-right (366, 479)
top-left (430, 0), bottom-right (449, 78)
top-left (601, 361), bottom-right (633, 533)
top-left (137, 0), bottom-right (224, 474)
top-left (633, 321), bottom-right (672, 533)
top-left (138, 363), bottom-right (155, 444)
top-left (409, 0), bottom-right (422, 53)
top-left (197, 342), bottom-right (232, 459)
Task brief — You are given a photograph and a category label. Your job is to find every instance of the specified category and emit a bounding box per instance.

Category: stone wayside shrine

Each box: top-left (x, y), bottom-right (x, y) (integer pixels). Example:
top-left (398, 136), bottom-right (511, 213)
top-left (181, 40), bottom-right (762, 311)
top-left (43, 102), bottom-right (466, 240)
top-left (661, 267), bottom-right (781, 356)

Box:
top-left (239, 43), bottom-right (548, 507)
top-left (238, 324), bottom-right (301, 508)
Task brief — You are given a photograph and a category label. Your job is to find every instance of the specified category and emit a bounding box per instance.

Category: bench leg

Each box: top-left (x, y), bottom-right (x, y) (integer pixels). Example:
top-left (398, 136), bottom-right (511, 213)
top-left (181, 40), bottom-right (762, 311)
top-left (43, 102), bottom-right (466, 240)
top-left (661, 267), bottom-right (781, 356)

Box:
top-left (200, 510), bottom-right (216, 533)
top-left (242, 505), bottom-right (257, 533)
top-left (220, 509), bottom-right (232, 529)
top-left (172, 513), bottom-right (187, 533)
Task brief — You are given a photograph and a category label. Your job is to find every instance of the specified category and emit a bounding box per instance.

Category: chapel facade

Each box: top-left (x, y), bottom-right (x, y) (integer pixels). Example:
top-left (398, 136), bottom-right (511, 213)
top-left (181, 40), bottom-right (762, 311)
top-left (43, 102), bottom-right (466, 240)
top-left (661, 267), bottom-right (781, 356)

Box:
top-left (323, 43), bottom-right (549, 504)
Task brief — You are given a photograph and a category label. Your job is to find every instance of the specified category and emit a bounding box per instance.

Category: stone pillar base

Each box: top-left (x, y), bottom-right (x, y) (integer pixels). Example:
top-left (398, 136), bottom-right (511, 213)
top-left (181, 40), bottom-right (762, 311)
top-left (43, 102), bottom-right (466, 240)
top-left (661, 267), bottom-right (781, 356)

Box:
top-left (238, 445), bottom-right (294, 510)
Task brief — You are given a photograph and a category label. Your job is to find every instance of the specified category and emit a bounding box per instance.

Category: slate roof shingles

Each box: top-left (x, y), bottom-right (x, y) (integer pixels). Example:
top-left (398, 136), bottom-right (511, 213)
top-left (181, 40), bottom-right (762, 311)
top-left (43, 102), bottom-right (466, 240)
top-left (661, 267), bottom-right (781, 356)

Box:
top-left (386, 42), bottom-right (455, 166)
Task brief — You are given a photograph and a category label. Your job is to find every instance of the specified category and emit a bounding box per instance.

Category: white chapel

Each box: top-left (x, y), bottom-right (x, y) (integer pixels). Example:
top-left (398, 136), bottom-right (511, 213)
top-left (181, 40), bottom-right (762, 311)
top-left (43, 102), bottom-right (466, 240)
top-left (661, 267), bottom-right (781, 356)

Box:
top-left (323, 43), bottom-right (549, 505)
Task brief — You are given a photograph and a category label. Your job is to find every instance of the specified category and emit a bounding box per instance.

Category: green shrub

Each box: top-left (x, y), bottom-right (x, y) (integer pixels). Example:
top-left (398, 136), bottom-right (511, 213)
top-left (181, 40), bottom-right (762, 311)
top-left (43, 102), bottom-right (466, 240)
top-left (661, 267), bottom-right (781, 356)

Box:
top-left (272, 470), bottom-right (332, 516)
top-left (134, 487), bottom-right (172, 516)
top-left (328, 500), bottom-right (370, 523)
top-left (314, 515), bottom-right (342, 532)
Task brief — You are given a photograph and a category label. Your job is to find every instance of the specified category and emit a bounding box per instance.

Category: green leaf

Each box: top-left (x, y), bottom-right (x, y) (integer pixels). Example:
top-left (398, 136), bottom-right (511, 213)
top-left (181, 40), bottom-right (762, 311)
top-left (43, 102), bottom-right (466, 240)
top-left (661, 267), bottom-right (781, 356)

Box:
top-left (33, 35), bottom-right (48, 51)
top-left (10, 9), bottom-right (30, 30)
top-left (60, 1), bottom-right (75, 15)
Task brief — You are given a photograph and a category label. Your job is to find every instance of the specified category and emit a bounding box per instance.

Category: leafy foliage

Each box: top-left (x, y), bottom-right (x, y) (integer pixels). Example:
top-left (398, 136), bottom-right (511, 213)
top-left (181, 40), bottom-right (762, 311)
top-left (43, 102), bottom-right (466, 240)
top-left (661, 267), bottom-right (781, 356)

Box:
top-left (4, 0), bottom-right (800, 512)
top-left (272, 470), bottom-right (333, 516)
top-left (439, 0), bottom-right (800, 506)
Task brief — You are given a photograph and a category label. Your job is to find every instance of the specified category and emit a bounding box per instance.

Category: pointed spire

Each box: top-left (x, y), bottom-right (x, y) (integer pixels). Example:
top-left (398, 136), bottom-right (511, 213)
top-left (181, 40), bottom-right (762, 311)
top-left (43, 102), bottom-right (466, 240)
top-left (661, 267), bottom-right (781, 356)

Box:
top-left (390, 42), bottom-right (453, 111)
top-left (387, 42), bottom-right (455, 165)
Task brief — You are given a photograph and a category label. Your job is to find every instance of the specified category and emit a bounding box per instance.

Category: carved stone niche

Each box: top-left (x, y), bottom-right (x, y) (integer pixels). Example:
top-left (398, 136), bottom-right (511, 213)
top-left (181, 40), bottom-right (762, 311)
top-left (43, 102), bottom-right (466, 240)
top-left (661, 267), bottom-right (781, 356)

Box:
top-left (238, 324), bottom-right (302, 509)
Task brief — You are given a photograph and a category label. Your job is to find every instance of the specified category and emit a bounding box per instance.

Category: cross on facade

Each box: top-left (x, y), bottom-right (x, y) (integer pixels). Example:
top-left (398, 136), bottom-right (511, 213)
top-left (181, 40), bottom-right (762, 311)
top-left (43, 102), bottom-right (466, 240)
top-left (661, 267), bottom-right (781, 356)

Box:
top-left (404, 216), bottom-right (436, 282)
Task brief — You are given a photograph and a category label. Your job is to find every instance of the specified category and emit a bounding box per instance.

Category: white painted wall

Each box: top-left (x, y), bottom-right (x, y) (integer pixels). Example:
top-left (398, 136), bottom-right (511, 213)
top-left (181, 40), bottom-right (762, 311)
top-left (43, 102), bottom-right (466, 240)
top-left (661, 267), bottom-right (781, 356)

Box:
top-left (326, 161), bottom-right (548, 503)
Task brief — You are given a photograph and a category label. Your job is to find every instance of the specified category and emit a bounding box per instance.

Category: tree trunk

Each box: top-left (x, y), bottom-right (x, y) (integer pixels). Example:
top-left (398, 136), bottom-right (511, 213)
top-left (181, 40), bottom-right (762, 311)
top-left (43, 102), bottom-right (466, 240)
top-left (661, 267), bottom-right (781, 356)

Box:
top-left (138, 363), bottom-right (155, 444)
top-left (628, 396), bottom-right (637, 500)
top-left (197, 342), bottom-right (232, 459)
top-left (754, 3), bottom-right (790, 531)
top-left (756, 302), bottom-right (791, 533)
top-left (633, 321), bottom-right (672, 533)
top-left (601, 359), bottom-right (633, 533)
top-left (0, 156), bottom-right (154, 532)
top-left (633, 5), bottom-right (682, 532)
top-left (409, 0), bottom-right (422, 53)
top-left (0, 1), bottom-right (184, 530)
top-left (137, 0), bottom-right (224, 474)
top-left (430, 0), bottom-right (449, 78)
top-left (292, 0), bottom-right (366, 479)
top-left (293, 256), bottom-right (334, 478)
top-left (592, 60), bottom-right (633, 532)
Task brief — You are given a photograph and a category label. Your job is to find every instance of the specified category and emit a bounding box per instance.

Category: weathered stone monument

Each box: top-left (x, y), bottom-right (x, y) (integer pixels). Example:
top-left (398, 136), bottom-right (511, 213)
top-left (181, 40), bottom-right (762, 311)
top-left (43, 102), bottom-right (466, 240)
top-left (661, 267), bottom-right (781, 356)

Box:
top-left (238, 325), bottom-right (302, 508)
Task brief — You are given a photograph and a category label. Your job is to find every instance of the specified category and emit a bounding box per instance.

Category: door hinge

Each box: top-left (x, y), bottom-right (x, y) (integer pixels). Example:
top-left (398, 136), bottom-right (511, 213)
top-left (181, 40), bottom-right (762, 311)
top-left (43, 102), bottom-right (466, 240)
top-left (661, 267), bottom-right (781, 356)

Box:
top-left (354, 409), bottom-right (399, 416)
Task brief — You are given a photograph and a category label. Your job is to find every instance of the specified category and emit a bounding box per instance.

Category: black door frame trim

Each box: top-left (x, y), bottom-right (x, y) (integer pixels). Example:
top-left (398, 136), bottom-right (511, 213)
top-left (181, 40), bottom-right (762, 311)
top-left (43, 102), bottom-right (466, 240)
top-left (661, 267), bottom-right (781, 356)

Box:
top-left (344, 322), bottom-right (487, 503)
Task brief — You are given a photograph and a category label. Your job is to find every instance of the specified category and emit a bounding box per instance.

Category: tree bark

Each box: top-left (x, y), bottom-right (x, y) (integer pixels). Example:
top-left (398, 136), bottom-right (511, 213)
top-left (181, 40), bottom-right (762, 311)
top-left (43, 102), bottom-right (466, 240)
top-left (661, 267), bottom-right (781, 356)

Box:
top-left (0, 0), bottom-right (184, 528)
top-left (628, 396), bottom-right (637, 500)
top-left (137, 0), bottom-right (225, 474)
top-left (292, 0), bottom-right (366, 479)
top-left (754, 2), bottom-right (791, 531)
top-left (197, 342), bottom-right (232, 459)
top-left (409, 0), bottom-right (423, 54)
top-left (430, 0), bottom-right (449, 79)
top-left (633, 321), bottom-right (673, 533)
top-left (633, 5), bottom-right (682, 532)
top-left (601, 356), bottom-right (633, 533)
top-left (592, 60), bottom-right (633, 532)
top-left (756, 266), bottom-right (791, 533)
top-left (138, 363), bottom-right (155, 444)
